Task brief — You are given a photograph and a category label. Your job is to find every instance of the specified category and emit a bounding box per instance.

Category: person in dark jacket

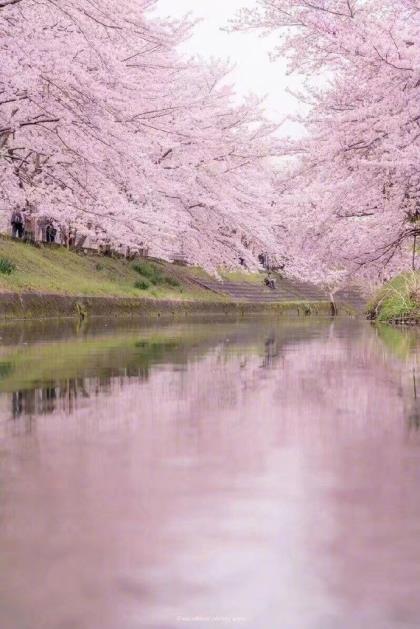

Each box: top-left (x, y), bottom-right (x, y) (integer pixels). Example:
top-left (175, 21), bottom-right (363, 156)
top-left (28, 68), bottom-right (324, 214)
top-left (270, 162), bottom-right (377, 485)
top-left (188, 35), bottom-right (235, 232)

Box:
top-left (46, 223), bottom-right (57, 243)
top-left (11, 208), bottom-right (24, 239)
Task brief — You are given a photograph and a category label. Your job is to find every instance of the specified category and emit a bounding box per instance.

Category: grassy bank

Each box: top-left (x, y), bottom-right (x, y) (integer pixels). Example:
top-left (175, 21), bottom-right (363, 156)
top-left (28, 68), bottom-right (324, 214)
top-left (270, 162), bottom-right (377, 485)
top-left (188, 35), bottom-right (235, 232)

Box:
top-left (0, 236), bottom-right (334, 321)
top-left (0, 236), bottom-right (217, 301)
top-left (368, 272), bottom-right (420, 323)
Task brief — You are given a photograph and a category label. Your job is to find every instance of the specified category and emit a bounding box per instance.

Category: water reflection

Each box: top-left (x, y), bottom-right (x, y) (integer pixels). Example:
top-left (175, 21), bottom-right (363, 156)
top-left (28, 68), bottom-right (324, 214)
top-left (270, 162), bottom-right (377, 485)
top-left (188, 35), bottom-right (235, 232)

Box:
top-left (375, 324), bottom-right (420, 433)
top-left (12, 379), bottom-right (91, 420)
top-left (0, 319), bottom-right (420, 628)
top-left (0, 321), bottom-right (321, 427)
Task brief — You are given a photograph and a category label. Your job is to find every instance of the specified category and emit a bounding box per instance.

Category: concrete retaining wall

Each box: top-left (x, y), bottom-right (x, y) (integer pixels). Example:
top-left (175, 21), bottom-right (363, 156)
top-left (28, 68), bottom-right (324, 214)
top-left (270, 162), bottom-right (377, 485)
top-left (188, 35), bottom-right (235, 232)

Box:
top-left (0, 292), bottom-right (334, 321)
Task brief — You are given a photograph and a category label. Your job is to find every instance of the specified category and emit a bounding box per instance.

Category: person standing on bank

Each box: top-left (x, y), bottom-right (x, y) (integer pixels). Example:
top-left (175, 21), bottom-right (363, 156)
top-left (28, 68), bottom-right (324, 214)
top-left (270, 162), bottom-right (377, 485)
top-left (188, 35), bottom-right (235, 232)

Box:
top-left (46, 222), bottom-right (57, 243)
top-left (22, 208), bottom-right (35, 243)
top-left (11, 207), bottom-right (24, 239)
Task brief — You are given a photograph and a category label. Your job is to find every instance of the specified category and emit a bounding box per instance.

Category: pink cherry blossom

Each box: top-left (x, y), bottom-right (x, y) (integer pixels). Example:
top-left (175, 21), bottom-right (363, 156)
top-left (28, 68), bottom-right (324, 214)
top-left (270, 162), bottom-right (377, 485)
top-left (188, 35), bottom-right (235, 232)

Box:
top-left (234, 0), bottom-right (420, 283)
top-left (0, 0), bottom-right (280, 269)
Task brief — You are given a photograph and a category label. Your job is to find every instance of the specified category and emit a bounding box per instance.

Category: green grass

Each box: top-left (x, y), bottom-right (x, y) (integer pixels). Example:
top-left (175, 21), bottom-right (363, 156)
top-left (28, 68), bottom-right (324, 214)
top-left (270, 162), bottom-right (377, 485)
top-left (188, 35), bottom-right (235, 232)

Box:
top-left (164, 276), bottom-right (180, 288)
top-left (134, 278), bottom-right (151, 290)
top-left (133, 260), bottom-right (180, 288)
top-left (218, 269), bottom-right (265, 284)
top-left (177, 265), bottom-right (214, 281)
top-left (368, 272), bottom-right (420, 322)
top-left (0, 257), bottom-right (15, 275)
top-left (0, 237), bottom-right (330, 311)
top-left (0, 236), bottom-right (221, 301)
top-left (133, 261), bottom-right (163, 283)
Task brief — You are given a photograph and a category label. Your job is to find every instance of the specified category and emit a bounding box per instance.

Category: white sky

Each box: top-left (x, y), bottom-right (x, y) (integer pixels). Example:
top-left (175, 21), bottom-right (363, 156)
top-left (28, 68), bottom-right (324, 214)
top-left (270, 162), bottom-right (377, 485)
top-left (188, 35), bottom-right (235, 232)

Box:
top-left (153, 0), bottom-right (303, 136)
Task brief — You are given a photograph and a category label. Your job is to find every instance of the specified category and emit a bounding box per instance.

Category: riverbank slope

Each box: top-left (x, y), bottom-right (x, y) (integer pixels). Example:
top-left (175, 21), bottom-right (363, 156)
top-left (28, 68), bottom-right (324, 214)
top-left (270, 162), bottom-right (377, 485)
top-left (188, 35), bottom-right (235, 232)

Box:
top-left (368, 272), bottom-right (420, 323)
top-left (0, 237), bottom-right (333, 320)
top-left (0, 235), bottom-right (215, 300)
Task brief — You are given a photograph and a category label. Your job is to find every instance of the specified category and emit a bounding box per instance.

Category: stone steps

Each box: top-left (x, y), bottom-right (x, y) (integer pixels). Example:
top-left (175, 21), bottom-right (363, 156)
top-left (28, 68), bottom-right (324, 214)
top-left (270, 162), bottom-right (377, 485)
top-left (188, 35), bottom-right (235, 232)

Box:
top-left (194, 278), bottom-right (368, 312)
top-left (334, 287), bottom-right (368, 313)
top-left (197, 279), bottom-right (328, 303)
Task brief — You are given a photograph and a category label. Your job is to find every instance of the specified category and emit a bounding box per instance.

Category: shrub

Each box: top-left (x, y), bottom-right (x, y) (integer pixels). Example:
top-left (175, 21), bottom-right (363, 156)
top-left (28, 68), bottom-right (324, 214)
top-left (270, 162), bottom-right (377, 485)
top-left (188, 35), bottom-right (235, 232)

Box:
top-left (164, 276), bottom-right (180, 288)
top-left (134, 278), bottom-right (151, 290)
top-left (0, 257), bottom-right (15, 275)
top-left (133, 261), bottom-right (162, 284)
top-left (0, 362), bottom-right (12, 379)
top-left (369, 272), bottom-right (420, 322)
top-left (132, 261), bottom-right (181, 290)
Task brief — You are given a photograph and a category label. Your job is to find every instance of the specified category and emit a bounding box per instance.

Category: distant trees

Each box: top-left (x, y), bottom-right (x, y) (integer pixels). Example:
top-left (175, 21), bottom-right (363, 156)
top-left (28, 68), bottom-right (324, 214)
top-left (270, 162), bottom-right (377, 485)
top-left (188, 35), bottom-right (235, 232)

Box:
top-left (234, 0), bottom-right (420, 282)
top-left (0, 0), bottom-right (279, 268)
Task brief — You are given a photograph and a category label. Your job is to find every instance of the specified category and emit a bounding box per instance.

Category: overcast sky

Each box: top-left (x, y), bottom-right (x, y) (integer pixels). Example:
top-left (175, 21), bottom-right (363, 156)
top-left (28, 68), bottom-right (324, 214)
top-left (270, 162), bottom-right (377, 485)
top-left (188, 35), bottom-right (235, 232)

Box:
top-left (153, 0), bottom-right (303, 135)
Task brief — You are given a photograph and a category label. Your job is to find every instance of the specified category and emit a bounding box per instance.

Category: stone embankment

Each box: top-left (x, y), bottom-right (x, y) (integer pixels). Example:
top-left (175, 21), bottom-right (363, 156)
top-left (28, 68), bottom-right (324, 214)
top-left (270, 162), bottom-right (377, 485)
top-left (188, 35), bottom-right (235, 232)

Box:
top-left (0, 292), bottom-right (334, 321)
top-left (0, 279), bottom-right (368, 321)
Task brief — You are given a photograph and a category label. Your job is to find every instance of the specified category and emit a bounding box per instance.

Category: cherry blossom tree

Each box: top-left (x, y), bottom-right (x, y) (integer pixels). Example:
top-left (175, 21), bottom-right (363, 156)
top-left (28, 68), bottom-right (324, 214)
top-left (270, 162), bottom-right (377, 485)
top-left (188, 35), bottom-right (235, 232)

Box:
top-left (234, 0), bottom-right (420, 282)
top-left (0, 0), bottom-right (281, 269)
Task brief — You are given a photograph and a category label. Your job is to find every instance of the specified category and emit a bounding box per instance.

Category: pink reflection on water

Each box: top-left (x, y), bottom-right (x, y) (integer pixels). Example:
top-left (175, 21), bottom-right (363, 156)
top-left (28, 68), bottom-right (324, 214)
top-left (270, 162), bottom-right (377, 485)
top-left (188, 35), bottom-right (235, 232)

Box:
top-left (0, 321), bottom-right (420, 628)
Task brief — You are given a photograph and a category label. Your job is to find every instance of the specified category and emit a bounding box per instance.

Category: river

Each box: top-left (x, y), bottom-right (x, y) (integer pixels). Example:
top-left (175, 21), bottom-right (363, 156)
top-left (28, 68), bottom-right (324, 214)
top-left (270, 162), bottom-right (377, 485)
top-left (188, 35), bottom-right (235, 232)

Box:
top-left (0, 317), bottom-right (419, 628)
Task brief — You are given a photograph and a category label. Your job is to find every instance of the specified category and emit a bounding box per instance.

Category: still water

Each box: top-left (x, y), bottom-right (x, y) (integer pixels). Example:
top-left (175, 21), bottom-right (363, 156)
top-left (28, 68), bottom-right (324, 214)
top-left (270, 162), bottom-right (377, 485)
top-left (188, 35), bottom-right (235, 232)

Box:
top-left (0, 318), bottom-right (420, 628)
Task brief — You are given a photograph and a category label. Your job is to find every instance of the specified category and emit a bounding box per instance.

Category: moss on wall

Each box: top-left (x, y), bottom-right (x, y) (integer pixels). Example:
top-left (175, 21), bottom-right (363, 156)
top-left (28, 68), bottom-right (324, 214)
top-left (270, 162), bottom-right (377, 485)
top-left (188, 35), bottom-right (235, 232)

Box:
top-left (0, 292), bottom-right (333, 321)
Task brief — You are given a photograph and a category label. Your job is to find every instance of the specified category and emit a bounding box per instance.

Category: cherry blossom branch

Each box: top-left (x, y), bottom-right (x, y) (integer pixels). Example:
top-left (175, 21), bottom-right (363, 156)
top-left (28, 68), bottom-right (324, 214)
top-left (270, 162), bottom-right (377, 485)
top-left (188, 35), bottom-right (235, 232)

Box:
top-left (0, 0), bottom-right (24, 7)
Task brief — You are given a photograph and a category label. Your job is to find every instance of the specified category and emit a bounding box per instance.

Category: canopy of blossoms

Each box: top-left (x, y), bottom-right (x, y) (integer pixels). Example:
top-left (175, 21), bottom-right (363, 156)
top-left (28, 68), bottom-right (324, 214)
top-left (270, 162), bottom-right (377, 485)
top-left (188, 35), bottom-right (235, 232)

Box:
top-left (234, 0), bottom-right (419, 285)
top-left (0, 0), bottom-right (281, 269)
top-left (1, 0), bottom-right (418, 282)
